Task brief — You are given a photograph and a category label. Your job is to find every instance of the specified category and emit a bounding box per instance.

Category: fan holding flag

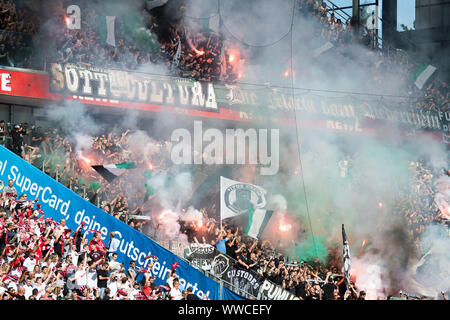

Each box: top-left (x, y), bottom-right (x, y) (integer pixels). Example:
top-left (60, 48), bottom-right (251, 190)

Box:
top-left (342, 224), bottom-right (352, 290)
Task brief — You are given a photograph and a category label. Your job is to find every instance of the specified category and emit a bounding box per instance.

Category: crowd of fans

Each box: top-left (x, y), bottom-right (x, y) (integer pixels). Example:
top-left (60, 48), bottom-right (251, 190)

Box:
top-left (0, 118), bottom-right (448, 300)
top-left (0, 0), bottom-right (40, 68)
top-left (0, 0), bottom-right (449, 300)
top-left (0, 189), bottom-right (204, 300)
top-left (0, 0), bottom-right (447, 113)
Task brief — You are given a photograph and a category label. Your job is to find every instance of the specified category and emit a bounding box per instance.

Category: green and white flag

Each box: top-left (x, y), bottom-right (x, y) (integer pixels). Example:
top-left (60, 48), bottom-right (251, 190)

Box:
top-left (243, 204), bottom-right (273, 239)
top-left (220, 176), bottom-right (267, 221)
top-left (99, 16), bottom-right (116, 46)
top-left (312, 41), bottom-right (334, 57)
top-left (411, 63), bottom-right (437, 90)
top-left (172, 39), bottom-right (182, 68)
top-left (92, 162), bottom-right (136, 182)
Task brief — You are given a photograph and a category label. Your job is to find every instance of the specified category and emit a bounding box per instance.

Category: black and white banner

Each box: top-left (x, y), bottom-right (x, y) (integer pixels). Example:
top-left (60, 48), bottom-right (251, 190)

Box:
top-left (48, 63), bottom-right (450, 135)
top-left (184, 243), bottom-right (216, 272)
top-left (257, 280), bottom-right (300, 300)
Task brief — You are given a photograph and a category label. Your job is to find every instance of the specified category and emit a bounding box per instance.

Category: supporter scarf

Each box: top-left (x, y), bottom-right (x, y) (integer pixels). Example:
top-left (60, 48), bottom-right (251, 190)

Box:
top-left (159, 284), bottom-right (170, 292)
top-left (2, 273), bottom-right (19, 282)
top-left (88, 237), bottom-right (107, 255)
top-left (143, 254), bottom-right (158, 261)
top-left (133, 293), bottom-right (145, 300)
top-left (135, 267), bottom-right (148, 273)
top-left (170, 262), bottom-right (179, 270)
top-left (117, 289), bottom-right (128, 297)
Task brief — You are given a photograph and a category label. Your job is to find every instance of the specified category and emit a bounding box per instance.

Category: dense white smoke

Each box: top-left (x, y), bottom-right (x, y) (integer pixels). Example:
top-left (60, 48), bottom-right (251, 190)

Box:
top-left (28, 0), bottom-right (448, 298)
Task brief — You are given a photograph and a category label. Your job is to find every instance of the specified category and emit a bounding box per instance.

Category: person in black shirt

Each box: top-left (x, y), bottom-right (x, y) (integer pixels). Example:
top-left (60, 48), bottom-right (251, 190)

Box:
top-left (30, 126), bottom-right (43, 147)
top-left (10, 125), bottom-right (24, 156)
top-left (97, 262), bottom-right (110, 298)
top-left (236, 243), bottom-right (251, 269)
top-left (295, 276), bottom-right (307, 300)
top-left (225, 234), bottom-right (238, 260)
top-left (102, 288), bottom-right (112, 300)
top-left (185, 287), bottom-right (200, 300)
top-left (321, 272), bottom-right (338, 300)
top-left (358, 290), bottom-right (366, 300)
top-left (248, 252), bottom-right (259, 272)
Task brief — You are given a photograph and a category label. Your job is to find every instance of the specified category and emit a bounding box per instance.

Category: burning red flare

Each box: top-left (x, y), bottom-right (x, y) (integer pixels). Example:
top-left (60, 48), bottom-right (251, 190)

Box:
top-left (194, 48), bottom-right (205, 56)
top-left (362, 239), bottom-right (368, 247)
top-left (65, 16), bottom-right (70, 26)
top-left (279, 223), bottom-right (292, 232)
top-left (159, 210), bottom-right (168, 220)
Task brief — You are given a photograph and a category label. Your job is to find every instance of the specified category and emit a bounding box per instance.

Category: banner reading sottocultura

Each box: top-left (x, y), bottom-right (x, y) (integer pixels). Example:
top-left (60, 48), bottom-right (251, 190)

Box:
top-left (48, 62), bottom-right (450, 134)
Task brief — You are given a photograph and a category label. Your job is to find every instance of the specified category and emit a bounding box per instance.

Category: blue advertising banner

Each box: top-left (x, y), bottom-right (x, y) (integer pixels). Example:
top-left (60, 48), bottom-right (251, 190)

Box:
top-left (0, 146), bottom-right (222, 300)
top-left (222, 287), bottom-right (246, 300)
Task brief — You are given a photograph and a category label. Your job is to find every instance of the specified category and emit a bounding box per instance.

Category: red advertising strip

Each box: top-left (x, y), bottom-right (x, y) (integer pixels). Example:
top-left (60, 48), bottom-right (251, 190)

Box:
top-left (0, 68), bottom-right (49, 99)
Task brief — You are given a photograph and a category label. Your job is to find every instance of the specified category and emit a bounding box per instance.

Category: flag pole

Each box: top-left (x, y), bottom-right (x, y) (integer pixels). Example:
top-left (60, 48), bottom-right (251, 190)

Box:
top-left (342, 224), bottom-right (352, 290)
top-left (219, 177), bottom-right (222, 231)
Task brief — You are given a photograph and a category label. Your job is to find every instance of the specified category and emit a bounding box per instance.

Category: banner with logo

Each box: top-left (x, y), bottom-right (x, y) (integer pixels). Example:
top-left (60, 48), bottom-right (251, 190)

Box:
top-left (184, 243), bottom-right (216, 272)
top-left (0, 145), bottom-right (221, 300)
top-left (257, 280), bottom-right (300, 300)
top-left (222, 265), bottom-right (264, 297)
top-left (220, 176), bottom-right (267, 221)
top-left (184, 241), bottom-right (295, 299)
top-left (1, 65), bottom-right (450, 138)
top-left (46, 62), bottom-right (450, 135)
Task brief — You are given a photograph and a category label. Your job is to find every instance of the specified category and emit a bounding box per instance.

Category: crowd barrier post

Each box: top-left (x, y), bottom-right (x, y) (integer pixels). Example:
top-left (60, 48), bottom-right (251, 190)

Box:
top-left (219, 279), bottom-right (223, 300)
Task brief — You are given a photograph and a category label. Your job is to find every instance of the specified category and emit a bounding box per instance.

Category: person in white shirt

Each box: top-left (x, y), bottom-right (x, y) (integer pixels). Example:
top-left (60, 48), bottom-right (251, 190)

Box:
top-left (33, 277), bottom-right (46, 300)
top-left (53, 218), bottom-right (68, 240)
top-left (107, 231), bottom-right (120, 260)
top-left (107, 271), bottom-right (119, 298)
top-left (166, 269), bottom-right (178, 289)
top-left (128, 282), bottom-right (141, 300)
top-left (23, 252), bottom-right (37, 272)
top-left (86, 259), bottom-right (102, 289)
top-left (170, 278), bottom-right (183, 300)
top-left (116, 276), bottom-right (131, 300)
top-left (108, 253), bottom-right (122, 272)
top-left (74, 261), bottom-right (88, 290)
top-left (68, 244), bottom-right (80, 267)
top-left (23, 278), bottom-right (34, 299)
